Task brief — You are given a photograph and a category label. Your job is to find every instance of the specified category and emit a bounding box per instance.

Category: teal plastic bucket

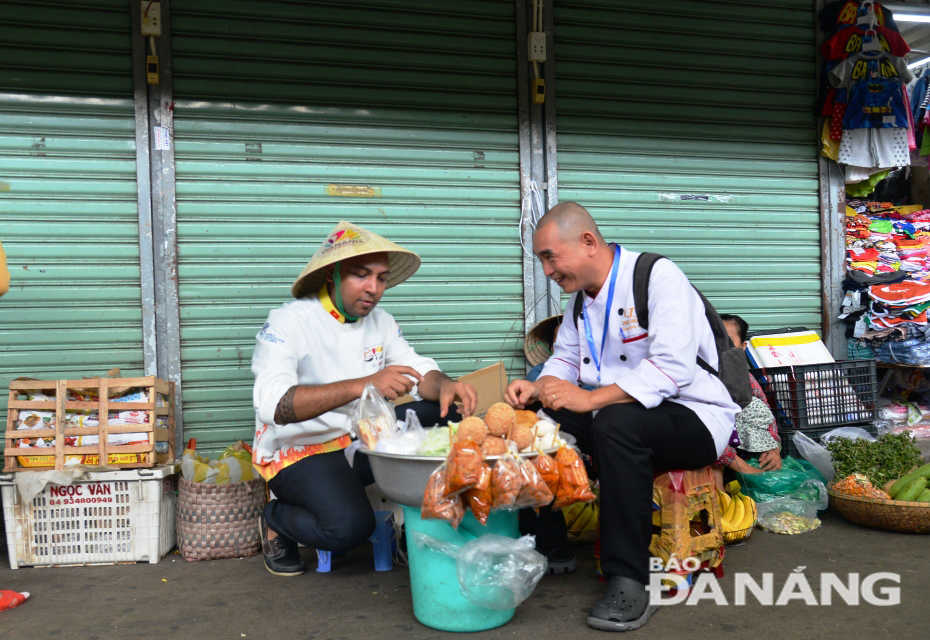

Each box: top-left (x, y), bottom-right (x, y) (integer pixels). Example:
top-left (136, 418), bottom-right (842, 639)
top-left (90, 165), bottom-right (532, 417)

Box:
top-left (403, 506), bottom-right (519, 632)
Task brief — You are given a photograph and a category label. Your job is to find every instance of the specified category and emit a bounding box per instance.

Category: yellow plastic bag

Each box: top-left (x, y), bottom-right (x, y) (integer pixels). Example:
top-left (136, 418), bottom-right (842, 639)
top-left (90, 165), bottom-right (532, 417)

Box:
top-left (821, 118), bottom-right (840, 162)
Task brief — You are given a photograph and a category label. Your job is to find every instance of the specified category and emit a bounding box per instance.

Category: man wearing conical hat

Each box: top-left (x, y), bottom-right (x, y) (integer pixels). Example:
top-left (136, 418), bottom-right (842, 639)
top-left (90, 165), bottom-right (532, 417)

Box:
top-left (251, 221), bottom-right (477, 576)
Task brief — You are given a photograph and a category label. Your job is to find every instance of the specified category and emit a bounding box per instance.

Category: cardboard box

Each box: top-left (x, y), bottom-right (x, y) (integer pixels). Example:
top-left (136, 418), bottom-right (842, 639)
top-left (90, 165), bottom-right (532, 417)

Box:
top-left (396, 362), bottom-right (507, 416)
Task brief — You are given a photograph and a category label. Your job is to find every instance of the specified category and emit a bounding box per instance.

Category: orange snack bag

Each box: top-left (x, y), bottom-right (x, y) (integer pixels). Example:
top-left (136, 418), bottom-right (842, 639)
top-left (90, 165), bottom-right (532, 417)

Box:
top-left (531, 451), bottom-right (560, 496)
top-left (444, 439), bottom-right (483, 497)
top-left (553, 446), bottom-right (596, 509)
top-left (422, 465), bottom-right (465, 528)
top-left (463, 463), bottom-right (493, 525)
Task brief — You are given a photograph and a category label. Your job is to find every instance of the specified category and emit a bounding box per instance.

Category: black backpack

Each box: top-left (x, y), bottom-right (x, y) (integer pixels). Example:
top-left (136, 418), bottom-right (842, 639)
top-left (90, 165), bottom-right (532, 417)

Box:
top-left (572, 252), bottom-right (752, 408)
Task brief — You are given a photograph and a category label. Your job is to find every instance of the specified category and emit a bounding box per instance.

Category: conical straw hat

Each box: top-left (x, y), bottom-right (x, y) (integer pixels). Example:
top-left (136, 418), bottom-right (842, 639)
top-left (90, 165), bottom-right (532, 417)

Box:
top-left (524, 314), bottom-right (564, 366)
top-left (291, 221), bottom-right (421, 298)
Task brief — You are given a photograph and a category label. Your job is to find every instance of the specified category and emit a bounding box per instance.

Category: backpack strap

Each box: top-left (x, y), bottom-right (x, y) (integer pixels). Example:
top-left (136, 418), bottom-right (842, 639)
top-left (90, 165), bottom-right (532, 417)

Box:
top-left (572, 288), bottom-right (584, 326)
top-left (632, 252), bottom-right (665, 332)
top-left (633, 252), bottom-right (721, 377)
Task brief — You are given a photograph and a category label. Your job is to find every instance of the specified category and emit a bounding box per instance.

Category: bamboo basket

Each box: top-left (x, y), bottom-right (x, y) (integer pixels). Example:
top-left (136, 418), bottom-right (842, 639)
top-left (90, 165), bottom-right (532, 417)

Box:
top-left (176, 477), bottom-right (266, 561)
top-left (828, 489), bottom-right (930, 533)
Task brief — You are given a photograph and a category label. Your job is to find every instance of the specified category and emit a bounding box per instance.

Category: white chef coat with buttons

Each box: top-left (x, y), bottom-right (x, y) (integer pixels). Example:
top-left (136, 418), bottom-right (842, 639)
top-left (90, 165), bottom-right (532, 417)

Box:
top-left (251, 295), bottom-right (439, 464)
top-left (539, 247), bottom-right (739, 457)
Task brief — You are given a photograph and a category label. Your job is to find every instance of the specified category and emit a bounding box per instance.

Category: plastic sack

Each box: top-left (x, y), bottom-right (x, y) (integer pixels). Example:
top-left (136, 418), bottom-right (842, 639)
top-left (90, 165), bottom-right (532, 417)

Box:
top-left (739, 456), bottom-right (826, 503)
top-left (792, 432), bottom-right (834, 483)
top-left (353, 383), bottom-right (397, 450)
top-left (180, 448), bottom-right (219, 483)
top-left (215, 442), bottom-right (255, 483)
top-left (456, 534), bottom-right (547, 610)
top-left (410, 532), bottom-right (547, 610)
top-left (820, 426), bottom-right (876, 443)
top-left (463, 463), bottom-right (493, 525)
top-left (755, 480), bottom-right (827, 535)
top-left (375, 409), bottom-right (427, 455)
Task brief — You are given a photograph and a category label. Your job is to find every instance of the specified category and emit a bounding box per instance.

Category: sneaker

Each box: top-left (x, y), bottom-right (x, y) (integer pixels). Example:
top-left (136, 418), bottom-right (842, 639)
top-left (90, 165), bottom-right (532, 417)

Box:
top-left (260, 513), bottom-right (306, 576)
top-left (545, 547), bottom-right (577, 575)
top-left (587, 576), bottom-right (658, 631)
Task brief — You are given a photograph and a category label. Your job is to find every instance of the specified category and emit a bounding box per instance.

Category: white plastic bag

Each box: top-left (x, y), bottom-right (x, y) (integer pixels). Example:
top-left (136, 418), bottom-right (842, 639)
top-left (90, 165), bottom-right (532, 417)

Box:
top-left (353, 383), bottom-right (398, 449)
top-left (820, 426), bottom-right (876, 443)
top-left (755, 479), bottom-right (828, 535)
top-left (456, 534), bottom-right (547, 610)
top-left (375, 409), bottom-right (427, 455)
top-left (791, 432), bottom-right (834, 482)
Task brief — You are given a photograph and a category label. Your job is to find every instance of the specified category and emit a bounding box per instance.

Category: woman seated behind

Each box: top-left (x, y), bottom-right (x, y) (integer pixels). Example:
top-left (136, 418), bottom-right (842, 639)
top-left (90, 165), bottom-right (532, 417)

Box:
top-left (714, 314), bottom-right (782, 487)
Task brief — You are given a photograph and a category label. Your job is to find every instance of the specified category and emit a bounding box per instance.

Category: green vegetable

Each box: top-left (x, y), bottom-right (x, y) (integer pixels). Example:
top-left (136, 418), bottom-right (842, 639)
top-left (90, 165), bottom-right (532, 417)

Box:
top-left (916, 489), bottom-right (930, 503)
top-left (897, 477), bottom-right (928, 502)
top-left (416, 425), bottom-right (457, 457)
top-left (888, 462), bottom-right (930, 498)
top-left (826, 432), bottom-right (923, 488)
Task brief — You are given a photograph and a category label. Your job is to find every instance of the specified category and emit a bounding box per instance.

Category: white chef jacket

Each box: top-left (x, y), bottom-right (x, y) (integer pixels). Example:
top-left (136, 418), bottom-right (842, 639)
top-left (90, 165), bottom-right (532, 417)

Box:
top-left (251, 294), bottom-right (439, 463)
top-left (539, 247), bottom-right (739, 457)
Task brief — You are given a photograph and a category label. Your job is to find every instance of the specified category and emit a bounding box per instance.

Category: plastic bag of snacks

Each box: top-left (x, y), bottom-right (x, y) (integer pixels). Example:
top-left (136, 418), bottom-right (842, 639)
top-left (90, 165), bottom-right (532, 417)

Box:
top-left (353, 383), bottom-right (399, 450)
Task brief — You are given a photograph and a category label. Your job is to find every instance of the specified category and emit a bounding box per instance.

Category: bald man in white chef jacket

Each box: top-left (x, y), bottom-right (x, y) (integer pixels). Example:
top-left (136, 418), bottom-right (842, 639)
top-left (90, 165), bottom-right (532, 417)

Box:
top-left (505, 202), bottom-right (739, 633)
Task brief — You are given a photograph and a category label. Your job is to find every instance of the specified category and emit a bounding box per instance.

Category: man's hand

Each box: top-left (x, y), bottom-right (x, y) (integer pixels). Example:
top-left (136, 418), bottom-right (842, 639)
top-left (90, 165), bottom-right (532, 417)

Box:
top-left (758, 449), bottom-right (782, 472)
top-left (504, 379), bottom-right (540, 409)
top-left (367, 365), bottom-right (423, 400)
top-left (538, 378), bottom-right (594, 413)
top-left (438, 379), bottom-right (478, 418)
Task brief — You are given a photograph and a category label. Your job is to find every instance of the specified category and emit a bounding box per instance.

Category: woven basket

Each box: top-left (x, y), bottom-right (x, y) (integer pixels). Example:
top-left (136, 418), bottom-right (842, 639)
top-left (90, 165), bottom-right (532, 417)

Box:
top-left (828, 489), bottom-right (930, 534)
top-left (176, 476), bottom-right (266, 561)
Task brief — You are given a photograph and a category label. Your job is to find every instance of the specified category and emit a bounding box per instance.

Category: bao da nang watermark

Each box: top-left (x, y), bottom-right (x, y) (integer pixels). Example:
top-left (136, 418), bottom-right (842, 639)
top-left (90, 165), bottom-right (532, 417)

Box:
top-left (649, 558), bottom-right (901, 606)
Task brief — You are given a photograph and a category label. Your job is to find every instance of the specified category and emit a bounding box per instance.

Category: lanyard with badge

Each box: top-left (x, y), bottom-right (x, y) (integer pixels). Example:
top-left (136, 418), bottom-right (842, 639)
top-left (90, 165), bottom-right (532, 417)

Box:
top-left (581, 245), bottom-right (624, 387)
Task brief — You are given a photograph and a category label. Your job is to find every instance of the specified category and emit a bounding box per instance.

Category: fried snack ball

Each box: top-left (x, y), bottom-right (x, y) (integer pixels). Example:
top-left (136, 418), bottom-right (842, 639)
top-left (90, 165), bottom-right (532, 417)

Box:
top-left (481, 435), bottom-right (509, 457)
top-left (456, 416), bottom-right (488, 445)
top-left (511, 425), bottom-right (534, 451)
top-left (515, 409), bottom-right (537, 428)
top-left (485, 402), bottom-right (516, 437)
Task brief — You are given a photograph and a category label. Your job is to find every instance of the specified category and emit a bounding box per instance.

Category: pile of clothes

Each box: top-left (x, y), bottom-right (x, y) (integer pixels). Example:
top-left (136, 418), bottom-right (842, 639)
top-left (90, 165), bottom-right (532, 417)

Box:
top-left (819, 1), bottom-right (917, 186)
top-left (844, 199), bottom-right (930, 363)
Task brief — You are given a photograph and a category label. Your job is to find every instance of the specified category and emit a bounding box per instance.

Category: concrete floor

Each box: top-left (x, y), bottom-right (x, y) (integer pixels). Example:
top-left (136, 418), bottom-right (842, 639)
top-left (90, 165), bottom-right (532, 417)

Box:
top-left (2, 508), bottom-right (929, 640)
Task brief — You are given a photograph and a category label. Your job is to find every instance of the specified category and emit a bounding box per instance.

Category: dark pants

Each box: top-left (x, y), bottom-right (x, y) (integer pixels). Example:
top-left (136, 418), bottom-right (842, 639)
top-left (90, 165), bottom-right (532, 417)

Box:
top-left (264, 400), bottom-right (460, 551)
top-left (525, 401), bottom-right (717, 585)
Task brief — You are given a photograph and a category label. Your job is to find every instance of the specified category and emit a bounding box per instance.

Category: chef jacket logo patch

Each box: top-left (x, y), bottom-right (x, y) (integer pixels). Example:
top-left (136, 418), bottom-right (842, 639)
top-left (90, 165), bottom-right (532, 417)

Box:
top-left (620, 307), bottom-right (640, 331)
top-left (363, 344), bottom-right (384, 364)
top-left (322, 228), bottom-right (363, 253)
top-left (258, 322), bottom-right (284, 344)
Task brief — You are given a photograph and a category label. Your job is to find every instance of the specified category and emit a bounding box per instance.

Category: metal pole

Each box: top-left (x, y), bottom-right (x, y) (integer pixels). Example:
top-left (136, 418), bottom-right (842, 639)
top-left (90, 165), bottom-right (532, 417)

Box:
top-left (131, 0), bottom-right (158, 377)
top-left (147, 0), bottom-right (184, 450)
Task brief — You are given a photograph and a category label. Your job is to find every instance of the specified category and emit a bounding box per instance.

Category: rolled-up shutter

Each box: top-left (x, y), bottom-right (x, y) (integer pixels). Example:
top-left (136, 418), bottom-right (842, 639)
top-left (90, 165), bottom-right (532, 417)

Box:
top-left (553, 0), bottom-right (821, 330)
top-left (0, 1), bottom-right (144, 443)
top-left (171, 0), bottom-right (523, 453)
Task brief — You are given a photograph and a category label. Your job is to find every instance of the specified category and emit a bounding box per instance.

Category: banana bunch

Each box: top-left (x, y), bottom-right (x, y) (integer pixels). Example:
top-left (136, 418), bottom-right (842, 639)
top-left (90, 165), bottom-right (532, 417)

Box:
top-left (564, 499), bottom-right (599, 545)
top-left (718, 480), bottom-right (757, 540)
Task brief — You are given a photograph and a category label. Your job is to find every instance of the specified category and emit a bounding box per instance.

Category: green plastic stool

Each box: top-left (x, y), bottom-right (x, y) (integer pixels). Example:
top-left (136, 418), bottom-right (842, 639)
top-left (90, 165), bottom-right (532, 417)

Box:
top-left (403, 506), bottom-right (519, 632)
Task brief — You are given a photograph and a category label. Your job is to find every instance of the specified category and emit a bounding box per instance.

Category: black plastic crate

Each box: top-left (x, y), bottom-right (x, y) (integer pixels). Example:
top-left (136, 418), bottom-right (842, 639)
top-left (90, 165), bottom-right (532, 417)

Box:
top-left (750, 360), bottom-right (878, 431)
top-left (779, 424), bottom-right (879, 460)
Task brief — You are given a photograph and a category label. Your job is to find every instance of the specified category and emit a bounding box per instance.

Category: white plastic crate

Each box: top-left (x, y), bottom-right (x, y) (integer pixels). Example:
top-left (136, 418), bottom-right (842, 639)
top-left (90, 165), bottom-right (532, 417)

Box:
top-left (0, 465), bottom-right (177, 568)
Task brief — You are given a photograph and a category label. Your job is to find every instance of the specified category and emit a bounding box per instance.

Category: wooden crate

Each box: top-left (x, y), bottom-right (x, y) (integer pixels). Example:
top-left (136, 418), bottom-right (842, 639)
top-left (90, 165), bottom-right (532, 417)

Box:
top-left (4, 377), bottom-right (175, 472)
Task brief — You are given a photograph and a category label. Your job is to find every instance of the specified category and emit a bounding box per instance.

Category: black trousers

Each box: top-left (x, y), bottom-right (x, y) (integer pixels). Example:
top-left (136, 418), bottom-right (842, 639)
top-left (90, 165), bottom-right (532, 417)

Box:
top-left (528, 401), bottom-right (718, 585)
top-left (264, 400), bottom-right (460, 551)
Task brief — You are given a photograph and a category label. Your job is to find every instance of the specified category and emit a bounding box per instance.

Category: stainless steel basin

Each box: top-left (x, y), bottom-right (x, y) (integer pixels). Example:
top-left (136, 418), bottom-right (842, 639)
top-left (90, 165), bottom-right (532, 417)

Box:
top-left (363, 432), bottom-right (576, 508)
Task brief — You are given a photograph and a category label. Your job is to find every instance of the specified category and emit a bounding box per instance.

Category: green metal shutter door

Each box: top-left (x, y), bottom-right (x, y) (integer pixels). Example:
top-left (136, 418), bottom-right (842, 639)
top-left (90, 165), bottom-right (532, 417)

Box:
top-left (171, 0), bottom-right (523, 453)
top-left (0, 1), bottom-right (144, 442)
top-left (554, 0), bottom-right (821, 330)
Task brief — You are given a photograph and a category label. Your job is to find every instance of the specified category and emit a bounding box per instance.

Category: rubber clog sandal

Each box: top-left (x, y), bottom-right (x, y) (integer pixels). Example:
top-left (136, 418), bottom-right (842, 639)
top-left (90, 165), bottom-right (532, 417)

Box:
top-left (587, 576), bottom-right (658, 632)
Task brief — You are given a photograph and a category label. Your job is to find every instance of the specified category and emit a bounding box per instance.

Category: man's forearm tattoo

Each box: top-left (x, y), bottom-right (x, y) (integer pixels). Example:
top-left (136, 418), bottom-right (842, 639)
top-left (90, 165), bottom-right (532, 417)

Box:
top-left (275, 385), bottom-right (299, 425)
